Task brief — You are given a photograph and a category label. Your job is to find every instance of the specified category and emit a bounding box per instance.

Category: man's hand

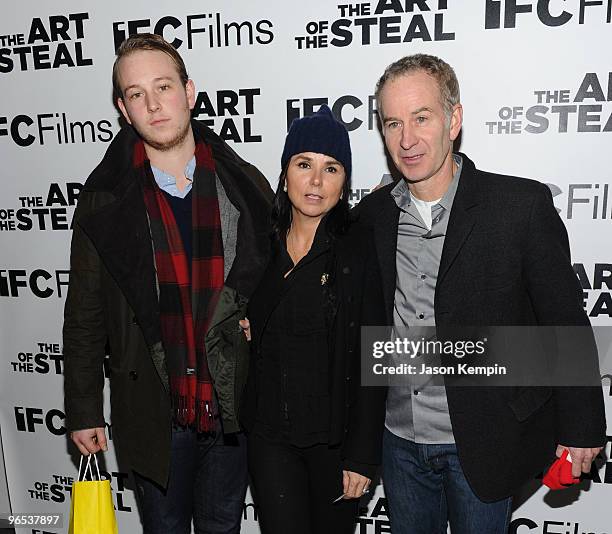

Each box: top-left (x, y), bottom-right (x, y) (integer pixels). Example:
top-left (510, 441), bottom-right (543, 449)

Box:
top-left (342, 470), bottom-right (371, 499)
top-left (239, 318), bottom-right (251, 342)
top-left (556, 445), bottom-right (603, 478)
top-left (71, 427), bottom-right (108, 455)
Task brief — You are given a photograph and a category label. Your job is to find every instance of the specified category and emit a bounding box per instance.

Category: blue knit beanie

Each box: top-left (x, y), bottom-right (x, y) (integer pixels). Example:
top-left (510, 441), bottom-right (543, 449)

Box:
top-left (281, 105), bottom-right (352, 179)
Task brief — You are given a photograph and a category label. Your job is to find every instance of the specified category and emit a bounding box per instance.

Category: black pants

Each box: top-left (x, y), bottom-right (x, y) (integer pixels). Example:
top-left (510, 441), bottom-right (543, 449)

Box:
top-left (247, 432), bottom-right (359, 534)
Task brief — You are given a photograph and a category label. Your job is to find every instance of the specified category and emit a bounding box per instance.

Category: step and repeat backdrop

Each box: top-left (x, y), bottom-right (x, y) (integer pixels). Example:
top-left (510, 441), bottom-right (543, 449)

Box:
top-left (1, 1), bottom-right (611, 532)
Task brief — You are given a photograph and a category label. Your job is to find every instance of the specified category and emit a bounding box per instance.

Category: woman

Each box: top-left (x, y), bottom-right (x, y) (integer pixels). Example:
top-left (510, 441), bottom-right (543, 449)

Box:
top-left (240, 105), bottom-right (387, 534)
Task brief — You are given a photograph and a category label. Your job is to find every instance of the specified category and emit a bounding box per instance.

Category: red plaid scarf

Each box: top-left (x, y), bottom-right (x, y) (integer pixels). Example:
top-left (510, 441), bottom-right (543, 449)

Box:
top-left (137, 140), bottom-right (224, 432)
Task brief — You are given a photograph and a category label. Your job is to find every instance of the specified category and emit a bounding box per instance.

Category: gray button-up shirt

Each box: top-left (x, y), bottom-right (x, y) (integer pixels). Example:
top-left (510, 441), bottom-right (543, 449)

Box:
top-left (385, 155), bottom-right (462, 444)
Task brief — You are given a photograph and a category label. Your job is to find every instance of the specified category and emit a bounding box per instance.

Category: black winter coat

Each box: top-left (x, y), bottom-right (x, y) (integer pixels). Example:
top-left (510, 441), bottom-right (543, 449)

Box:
top-left (241, 222), bottom-right (388, 477)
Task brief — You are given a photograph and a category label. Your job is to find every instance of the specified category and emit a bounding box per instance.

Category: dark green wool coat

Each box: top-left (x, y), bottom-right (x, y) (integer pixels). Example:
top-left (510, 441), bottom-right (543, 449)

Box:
top-left (63, 120), bottom-right (272, 487)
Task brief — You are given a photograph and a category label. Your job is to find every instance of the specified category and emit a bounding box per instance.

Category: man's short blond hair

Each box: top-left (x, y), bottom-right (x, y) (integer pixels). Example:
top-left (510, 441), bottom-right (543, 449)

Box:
top-left (112, 33), bottom-right (189, 100)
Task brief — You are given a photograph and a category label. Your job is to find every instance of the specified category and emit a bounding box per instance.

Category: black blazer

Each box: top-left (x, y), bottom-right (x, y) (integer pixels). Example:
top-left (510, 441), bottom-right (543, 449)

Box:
top-left (241, 222), bottom-right (388, 477)
top-left (355, 153), bottom-right (606, 501)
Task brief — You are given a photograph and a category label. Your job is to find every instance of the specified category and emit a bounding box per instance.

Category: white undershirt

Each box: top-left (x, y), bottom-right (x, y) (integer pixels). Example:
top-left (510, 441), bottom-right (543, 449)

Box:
top-left (410, 194), bottom-right (442, 231)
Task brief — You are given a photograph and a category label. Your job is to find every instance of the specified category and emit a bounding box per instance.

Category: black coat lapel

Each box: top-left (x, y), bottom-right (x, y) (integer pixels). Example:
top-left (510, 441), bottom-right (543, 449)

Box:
top-left (437, 155), bottom-right (480, 286)
top-left (78, 176), bottom-right (161, 348)
top-left (373, 196), bottom-right (400, 323)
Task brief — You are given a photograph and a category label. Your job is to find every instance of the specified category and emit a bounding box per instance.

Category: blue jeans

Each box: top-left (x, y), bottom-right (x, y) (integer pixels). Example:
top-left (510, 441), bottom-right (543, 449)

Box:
top-left (382, 429), bottom-right (512, 534)
top-left (134, 428), bottom-right (248, 534)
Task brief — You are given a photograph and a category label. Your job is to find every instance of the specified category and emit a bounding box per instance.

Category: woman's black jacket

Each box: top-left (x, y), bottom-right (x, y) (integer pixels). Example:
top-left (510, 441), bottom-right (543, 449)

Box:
top-left (241, 222), bottom-right (388, 478)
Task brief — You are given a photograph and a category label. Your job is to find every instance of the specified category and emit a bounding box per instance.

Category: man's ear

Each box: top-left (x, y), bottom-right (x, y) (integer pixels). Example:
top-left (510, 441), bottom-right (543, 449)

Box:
top-left (186, 79), bottom-right (196, 110)
top-left (117, 97), bottom-right (132, 125)
top-left (449, 103), bottom-right (463, 142)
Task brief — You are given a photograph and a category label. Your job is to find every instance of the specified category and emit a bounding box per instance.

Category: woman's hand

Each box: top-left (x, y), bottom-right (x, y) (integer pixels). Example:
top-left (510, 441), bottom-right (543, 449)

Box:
top-left (342, 470), bottom-right (371, 499)
top-left (239, 318), bottom-right (251, 341)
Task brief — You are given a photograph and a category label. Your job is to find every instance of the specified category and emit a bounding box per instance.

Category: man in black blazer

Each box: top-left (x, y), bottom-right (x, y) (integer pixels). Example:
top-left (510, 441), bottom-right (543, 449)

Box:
top-left (356, 54), bottom-right (606, 533)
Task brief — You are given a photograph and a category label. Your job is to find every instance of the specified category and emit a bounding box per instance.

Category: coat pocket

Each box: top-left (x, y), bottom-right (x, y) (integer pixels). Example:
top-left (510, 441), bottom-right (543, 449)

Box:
top-left (508, 386), bottom-right (553, 422)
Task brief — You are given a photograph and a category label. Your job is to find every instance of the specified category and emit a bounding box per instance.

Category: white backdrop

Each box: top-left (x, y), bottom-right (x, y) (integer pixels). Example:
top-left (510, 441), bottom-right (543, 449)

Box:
top-left (1, 1), bottom-right (611, 532)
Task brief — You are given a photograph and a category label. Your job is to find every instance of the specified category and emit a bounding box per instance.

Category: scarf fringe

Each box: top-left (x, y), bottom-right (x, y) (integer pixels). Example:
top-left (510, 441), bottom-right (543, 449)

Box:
top-left (195, 382), bottom-right (215, 432)
top-left (171, 378), bottom-right (215, 432)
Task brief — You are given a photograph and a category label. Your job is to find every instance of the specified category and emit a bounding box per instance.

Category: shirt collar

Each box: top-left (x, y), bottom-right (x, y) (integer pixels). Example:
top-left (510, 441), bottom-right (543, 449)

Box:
top-left (438, 154), bottom-right (462, 211)
top-left (151, 155), bottom-right (196, 189)
top-left (390, 154), bottom-right (463, 211)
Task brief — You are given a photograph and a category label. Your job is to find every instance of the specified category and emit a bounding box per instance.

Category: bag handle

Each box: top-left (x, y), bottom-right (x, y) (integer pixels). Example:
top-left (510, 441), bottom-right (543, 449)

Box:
top-left (77, 454), bottom-right (102, 482)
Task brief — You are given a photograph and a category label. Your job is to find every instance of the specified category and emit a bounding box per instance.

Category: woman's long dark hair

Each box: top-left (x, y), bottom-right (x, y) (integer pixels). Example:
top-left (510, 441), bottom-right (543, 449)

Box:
top-left (270, 164), bottom-right (352, 245)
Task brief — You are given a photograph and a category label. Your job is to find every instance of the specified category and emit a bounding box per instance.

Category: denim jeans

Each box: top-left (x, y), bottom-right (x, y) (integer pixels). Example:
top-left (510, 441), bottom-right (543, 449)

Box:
top-left (134, 428), bottom-right (248, 534)
top-left (382, 429), bottom-right (512, 534)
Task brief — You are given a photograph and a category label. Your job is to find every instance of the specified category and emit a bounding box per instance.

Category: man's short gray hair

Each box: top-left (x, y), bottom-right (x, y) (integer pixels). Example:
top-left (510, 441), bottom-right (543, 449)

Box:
top-left (375, 54), bottom-right (460, 119)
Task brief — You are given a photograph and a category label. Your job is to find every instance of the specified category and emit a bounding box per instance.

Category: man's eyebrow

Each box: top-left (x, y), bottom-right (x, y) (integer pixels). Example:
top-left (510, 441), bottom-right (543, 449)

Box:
top-left (382, 115), bottom-right (401, 123)
top-left (123, 77), bottom-right (174, 93)
top-left (412, 107), bottom-right (433, 114)
top-left (382, 107), bottom-right (434, 122)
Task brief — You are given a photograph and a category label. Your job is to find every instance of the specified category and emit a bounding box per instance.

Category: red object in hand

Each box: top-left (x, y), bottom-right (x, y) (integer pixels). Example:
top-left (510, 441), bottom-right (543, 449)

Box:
top-left (542, 449), bottom-right (580, 490)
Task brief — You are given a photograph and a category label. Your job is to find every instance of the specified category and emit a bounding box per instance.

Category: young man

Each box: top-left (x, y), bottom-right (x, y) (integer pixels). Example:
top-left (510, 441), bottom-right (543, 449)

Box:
top-left (356, 54), bottom-right (605, 533)
top-left (63, 33), bottom-right (273, 533)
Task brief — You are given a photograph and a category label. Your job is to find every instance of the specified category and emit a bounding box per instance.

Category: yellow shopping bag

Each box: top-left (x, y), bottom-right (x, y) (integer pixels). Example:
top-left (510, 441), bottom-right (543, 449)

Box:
top-left (68, 454), bottom-right (118, 534)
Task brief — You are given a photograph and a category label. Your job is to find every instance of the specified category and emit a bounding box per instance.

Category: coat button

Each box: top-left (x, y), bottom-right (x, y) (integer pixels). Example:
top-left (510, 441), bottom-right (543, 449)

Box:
top-left (345, 376), bottom-right (351, 381)
top-left (349, 321), bottom-right (355, 328)
top-left (342, 267), bottom-right (350, 274)
top-left (129, 370), bottom-right (138, 380)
